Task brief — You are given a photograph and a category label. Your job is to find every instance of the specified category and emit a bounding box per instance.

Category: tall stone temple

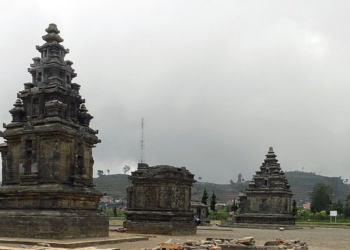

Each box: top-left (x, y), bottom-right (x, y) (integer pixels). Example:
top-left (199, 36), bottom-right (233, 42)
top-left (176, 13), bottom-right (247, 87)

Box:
top-left (224, 147), bottom-right (295, 228)
top-left (125, 163), bottom-right (197, 235)
top-left (0, 24), bottom-right (108, 238)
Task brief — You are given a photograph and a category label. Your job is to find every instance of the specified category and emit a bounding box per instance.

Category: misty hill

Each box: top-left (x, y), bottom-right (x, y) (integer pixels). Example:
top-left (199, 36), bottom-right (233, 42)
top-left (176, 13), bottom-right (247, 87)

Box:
top-left (284, 171), bottom-right (349, 204)
top-left (93, 171), bottom-right (349, 204)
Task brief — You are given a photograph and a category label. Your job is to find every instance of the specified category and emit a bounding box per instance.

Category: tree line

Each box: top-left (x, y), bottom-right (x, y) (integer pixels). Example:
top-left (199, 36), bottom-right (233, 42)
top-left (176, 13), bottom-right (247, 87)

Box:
top-left (310, 182), bottom-right (350, 217)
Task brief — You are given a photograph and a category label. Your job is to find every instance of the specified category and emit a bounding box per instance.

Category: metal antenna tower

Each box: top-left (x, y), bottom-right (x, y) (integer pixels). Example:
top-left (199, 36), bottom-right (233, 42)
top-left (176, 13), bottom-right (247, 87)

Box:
top-left (139, 118), bottom-right (145, 163)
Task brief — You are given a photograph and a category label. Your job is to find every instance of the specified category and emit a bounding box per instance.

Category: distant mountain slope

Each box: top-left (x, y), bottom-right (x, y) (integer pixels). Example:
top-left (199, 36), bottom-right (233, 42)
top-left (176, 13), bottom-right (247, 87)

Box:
top-left (93, 174), bottom-right (242, 202)
top-left (93, 171), bottom-right (349, 204)
top-left (93, 174), bottom-right (241, 202)
top-left (285, 171), bottom-right (349, 204)
top-left (93, 174), bottom-right (131, 199)
top-left (191, 182), bottom-right (246, 203)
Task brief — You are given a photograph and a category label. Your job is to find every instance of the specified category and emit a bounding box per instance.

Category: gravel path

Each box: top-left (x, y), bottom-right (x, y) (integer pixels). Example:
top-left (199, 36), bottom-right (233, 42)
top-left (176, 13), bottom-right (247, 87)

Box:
top-left (99, 226), bottom-right (350, 250)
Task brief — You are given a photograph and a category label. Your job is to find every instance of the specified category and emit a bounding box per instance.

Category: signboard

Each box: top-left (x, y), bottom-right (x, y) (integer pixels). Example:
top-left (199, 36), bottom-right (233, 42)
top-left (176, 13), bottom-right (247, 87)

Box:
top-left (330, 210), bottom-right (337, 223)
top-left (330, 211), bottom-right (337, 216)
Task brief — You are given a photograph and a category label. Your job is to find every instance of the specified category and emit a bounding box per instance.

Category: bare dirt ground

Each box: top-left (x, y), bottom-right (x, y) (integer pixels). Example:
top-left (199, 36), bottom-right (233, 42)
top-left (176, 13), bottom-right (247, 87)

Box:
top-left (0, 226), bottom-right (349, 250)
top-left (99, 226), bottom-right (350, 250)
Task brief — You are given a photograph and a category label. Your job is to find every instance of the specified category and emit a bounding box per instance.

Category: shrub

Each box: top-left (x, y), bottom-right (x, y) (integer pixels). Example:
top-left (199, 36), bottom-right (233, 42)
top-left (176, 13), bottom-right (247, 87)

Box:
top-left (208, 210), bottom-right (229, 220)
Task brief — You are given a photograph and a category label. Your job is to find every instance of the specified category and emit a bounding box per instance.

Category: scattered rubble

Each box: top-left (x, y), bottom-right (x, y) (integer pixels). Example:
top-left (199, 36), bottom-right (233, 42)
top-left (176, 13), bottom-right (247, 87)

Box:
top-left (142, 237), bottom-right (308, 250)
top-left (110, 227), bottom-right (126, 233)
top-left (37, 244), bottom-right (50, 248)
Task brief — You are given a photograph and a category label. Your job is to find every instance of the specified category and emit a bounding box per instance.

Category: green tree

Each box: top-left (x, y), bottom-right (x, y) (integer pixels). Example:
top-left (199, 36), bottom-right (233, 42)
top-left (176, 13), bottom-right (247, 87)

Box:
top-left (123, 165), bottom-right (130, 174)
top-left (230, 198), bottom-right (238, 212)
top-left (345, 192), bottom-right (350, 217)
top-left (97, 170), bottom-right (104, 177)
top-left (291, 199), bottom-right (298, 216)
top-left (333, 199), bottom-right (344, 215)
top-left (310, 182), bottom-right (332, 213)
top-left (210, 190), bottom-right (217, 211)
top-left (201, 188), bottom-right (208, 205)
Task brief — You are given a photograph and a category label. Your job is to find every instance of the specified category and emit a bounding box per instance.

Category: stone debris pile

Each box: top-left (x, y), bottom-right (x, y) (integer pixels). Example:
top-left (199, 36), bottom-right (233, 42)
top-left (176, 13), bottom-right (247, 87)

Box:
top-left (142, 237), bottom-right (308, 250)
top-left (265, 238), bottom-right (308, 250)
top-left (3, 244), bottom-right (121, 250)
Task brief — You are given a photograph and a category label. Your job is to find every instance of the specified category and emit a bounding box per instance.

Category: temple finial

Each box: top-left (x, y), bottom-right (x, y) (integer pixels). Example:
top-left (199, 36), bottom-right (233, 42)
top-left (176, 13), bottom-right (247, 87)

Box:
top-left (42, 23), bottom-right (63, 43)
top-left (265, 146), bottom-right (277, 160)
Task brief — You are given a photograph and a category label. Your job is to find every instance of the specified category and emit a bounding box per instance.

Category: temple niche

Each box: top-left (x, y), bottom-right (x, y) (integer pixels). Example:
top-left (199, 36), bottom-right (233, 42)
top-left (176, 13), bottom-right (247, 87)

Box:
top-left (0, 24), bottom-right (108, 238)
top-left (125, 163), bottom-right (197, 235)
top-left (224, 147), bottom-right (295, 228)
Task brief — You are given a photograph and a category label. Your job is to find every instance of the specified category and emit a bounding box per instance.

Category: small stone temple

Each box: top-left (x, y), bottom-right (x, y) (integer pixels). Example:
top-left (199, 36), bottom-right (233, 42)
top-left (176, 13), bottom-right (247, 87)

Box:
top-left (190, 201), bottom-right (209, 220)
top-left (0, 24), bottom-right (108, 238)
top-left (223, 147), bottom-right (295, 228)
top-left (125, 163), bottom-right (197, 235)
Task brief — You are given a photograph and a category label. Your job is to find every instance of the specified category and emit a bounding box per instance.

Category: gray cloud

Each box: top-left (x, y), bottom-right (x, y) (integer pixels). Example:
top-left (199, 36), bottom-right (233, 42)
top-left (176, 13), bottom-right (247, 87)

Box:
top-left (1, 1), bottom-right (350, 184)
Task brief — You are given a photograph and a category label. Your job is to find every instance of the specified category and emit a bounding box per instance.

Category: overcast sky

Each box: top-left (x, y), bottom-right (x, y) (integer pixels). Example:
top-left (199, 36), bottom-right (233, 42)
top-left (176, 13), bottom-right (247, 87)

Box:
top-left (1, 0), bottom-right (350, 184)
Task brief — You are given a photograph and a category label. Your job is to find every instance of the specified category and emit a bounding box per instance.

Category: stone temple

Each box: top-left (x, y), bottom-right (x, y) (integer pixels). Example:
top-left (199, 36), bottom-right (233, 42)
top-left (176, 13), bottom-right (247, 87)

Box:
top-left (0, 24), bottom-right (109, 238)
top-left (224, 147), bottom-right (295, 228)
top-left (125, 163), bottom-right (197, 235)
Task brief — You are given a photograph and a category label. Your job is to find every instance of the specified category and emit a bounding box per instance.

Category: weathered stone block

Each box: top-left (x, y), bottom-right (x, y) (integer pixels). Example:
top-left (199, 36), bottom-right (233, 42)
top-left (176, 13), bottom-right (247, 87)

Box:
top-left (125, 164), bottom-right (197, 235)
top-left (0, 210), bottom-right (108, 238)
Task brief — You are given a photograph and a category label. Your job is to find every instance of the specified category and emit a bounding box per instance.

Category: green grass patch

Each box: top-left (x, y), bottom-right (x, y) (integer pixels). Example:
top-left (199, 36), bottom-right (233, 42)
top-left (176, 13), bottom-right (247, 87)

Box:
top-left (109, 220), bottom-right (124, 225)
top-left (296, 222), bottom-right (350, 229)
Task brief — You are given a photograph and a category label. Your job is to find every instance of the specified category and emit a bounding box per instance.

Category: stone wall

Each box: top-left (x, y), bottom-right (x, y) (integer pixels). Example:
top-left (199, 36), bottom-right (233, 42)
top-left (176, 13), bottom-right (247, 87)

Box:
top-left (125, 218), bottom-right (196, 235)
top-left (0, 210), bottom-right (107, 239)
top-left (245, 193), bottom-right (291, 214)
